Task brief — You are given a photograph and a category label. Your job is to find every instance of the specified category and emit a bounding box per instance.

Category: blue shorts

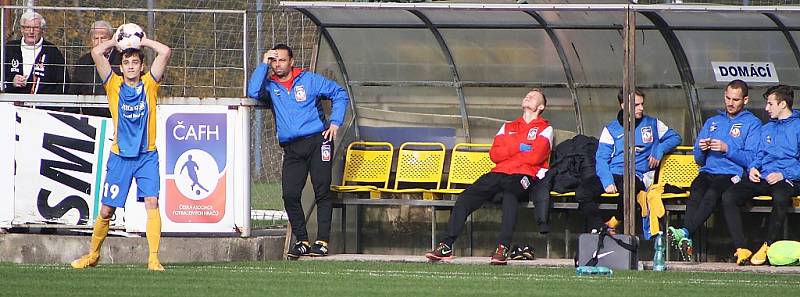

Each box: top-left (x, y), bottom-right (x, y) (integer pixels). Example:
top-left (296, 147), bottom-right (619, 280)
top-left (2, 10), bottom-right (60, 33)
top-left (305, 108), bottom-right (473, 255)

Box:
top-left (101, 151), bottom-right (160, 208)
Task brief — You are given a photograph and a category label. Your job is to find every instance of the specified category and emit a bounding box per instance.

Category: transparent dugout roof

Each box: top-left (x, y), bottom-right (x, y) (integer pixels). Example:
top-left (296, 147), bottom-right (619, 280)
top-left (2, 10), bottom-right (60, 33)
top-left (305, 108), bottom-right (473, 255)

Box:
top-left (293, 2), bottom-right (800, 142)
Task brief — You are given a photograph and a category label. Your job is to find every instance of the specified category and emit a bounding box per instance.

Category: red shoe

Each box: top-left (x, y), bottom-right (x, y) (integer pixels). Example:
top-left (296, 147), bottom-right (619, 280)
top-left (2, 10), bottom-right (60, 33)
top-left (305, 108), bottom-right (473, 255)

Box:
top-left (425, 242), bottom-right (453, 262)
top-left (490, 244), bottom-right (509, 265)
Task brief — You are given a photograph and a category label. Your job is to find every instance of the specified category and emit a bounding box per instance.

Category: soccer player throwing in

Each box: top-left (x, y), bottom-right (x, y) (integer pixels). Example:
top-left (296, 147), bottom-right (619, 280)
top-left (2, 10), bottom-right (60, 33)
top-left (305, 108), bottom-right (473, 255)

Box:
top-left (71, 32), bottom-right (171, 271)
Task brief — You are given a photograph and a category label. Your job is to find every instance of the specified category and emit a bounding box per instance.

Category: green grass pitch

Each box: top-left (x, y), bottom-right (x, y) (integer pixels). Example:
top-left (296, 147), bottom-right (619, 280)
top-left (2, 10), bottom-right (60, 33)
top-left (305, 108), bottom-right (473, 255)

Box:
top-left (3, 260), bottom-right (798, 297)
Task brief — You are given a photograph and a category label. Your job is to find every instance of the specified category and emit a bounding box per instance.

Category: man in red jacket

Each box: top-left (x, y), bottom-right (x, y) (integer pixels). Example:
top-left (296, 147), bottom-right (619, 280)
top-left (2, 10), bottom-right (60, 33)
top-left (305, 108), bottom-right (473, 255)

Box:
top-left (425, 89), bottom-right (552, 265)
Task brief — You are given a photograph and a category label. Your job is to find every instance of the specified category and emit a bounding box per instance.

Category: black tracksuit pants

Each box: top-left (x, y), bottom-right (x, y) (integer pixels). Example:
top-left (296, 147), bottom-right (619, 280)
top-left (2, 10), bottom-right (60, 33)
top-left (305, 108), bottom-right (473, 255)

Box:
top-left (442, 172), bottom-right (532, 248)
top-left (281, 133), bottom-right (333, 242)
top-left (575, 174), bottom-right (644, 232)
top-left (722, 179), bottom-right (798, 248)
top-left (682, 172), bottom-right (735, 235)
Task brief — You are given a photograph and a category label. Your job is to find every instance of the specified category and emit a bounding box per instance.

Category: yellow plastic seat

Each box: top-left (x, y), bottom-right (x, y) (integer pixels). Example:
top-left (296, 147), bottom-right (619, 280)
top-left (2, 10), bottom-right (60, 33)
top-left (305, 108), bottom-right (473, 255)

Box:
top-left (654, 154), bottom-right (699, 199)
top-left (424, 143), bottom-right (494, 199)
top-left (330, 141), bottom-right (394, 197)
top-left (550, 191), bottom-right (619, 198)
top-left (379, 142), bottom-right (446, 195)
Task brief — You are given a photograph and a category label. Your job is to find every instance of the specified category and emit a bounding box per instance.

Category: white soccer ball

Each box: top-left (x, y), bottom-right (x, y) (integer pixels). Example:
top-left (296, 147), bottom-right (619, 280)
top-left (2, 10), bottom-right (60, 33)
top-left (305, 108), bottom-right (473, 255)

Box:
top-left (114, 23), bottom-right (145, 51)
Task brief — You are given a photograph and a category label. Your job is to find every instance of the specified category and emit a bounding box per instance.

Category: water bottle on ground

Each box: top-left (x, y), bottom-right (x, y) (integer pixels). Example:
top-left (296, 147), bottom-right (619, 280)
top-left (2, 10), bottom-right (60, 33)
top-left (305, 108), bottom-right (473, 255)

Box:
top-left (653, 231), bottom-right (666, 271)
top-left (576, 265), bottom-right (613, 276)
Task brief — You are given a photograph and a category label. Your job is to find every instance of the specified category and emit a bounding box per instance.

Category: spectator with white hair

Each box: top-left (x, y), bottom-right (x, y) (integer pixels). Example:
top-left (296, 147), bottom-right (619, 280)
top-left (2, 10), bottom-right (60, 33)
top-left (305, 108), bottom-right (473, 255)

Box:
top-left (72, 20), bottom-right (121, 95)
top-left (3, 11), bottom-right (69, 94)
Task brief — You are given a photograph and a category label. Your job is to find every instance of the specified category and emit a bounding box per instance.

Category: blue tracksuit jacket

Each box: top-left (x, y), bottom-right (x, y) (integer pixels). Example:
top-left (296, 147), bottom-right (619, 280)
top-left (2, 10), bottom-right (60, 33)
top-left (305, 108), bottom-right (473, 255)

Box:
top-left (596, 113), bottom-right (682, 189)
top-left (247, 64), bottom-right (349, 144)
top-left (750, 110), bottom-right (800, 181)
top-left (694, 110), bottom-right (762, 176)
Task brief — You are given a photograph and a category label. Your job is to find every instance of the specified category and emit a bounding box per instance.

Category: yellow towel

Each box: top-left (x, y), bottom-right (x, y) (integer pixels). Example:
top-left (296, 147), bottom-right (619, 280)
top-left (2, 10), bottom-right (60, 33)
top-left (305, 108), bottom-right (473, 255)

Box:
top-left (647, 184), bottom-right (666, 219)
top-left (637, 190), bottom-right (649, 217)
top-left (645, 184), bottom-right (666, 236)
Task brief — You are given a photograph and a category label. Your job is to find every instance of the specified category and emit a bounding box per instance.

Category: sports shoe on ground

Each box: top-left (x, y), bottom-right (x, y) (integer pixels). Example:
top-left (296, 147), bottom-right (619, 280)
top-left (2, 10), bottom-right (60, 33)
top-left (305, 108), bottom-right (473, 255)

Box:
top-left (425, 242), bottom-right (453, 262)
top-left (667, 226), bottom-right (686, 247)
top-left (490, 244), bottom-right (509, 265)
top-left (510, 244), bottom-right (534, 260)
top-left (287, 241), bottom-right (310, 259)
top-left (520, 244), bottom-right (534, 260)
top-left (677, 238), bottom-right (694, 261)
top-left (309, 240), bottom-right (329, 257)
top-left (750, 242), bottom-right (770, 266)
top-left (667, 227), bottom-right (693, 261)
top-left (70, 253), bottom-right (99, 269)
top-left (734, 248), bottom-right (752, 266)
top-left (148, 258), bottom-right (165, 271)
top-left (605, 216), bottom-right (619, 234)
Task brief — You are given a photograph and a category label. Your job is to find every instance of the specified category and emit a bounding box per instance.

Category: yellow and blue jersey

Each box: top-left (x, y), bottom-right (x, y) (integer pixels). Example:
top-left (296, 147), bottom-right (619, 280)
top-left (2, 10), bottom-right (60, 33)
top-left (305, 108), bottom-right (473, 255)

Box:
top-left (104, 72), bottom-right (160, 157)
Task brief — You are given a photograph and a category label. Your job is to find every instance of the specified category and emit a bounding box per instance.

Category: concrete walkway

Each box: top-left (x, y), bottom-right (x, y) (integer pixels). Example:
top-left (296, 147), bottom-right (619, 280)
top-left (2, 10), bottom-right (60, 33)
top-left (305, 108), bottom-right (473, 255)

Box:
top-left (302, 254), bottom-right (800, 274)
top-left (0, 232), bottom-right (286, 264)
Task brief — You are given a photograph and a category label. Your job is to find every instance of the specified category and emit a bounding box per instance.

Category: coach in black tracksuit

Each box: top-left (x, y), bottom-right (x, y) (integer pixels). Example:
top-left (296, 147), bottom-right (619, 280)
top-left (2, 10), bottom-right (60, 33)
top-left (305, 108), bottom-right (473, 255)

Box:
top-left (3, 12), bottom-right (69, 94)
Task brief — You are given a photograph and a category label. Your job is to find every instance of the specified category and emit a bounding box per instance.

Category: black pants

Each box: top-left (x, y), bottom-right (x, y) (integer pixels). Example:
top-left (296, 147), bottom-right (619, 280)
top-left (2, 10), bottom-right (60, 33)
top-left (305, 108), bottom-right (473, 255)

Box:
top-left (442, 172), bottom-right (532, 247)
top-left (683, 172), bottom-right (735, 235)
top-left (722, 179), bottom-right (798, 248)
top-left (575, 174), bottom-right (644, 232)
top-left (281, 134), bottom-right (333, 242)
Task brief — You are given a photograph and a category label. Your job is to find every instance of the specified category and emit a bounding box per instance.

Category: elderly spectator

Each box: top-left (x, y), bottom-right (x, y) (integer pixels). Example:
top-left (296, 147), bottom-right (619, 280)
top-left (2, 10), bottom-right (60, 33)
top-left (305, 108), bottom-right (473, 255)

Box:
top-left (72, 20), bottom-right (121, 95)
top-left (3, 11), bottom-right (69, 94)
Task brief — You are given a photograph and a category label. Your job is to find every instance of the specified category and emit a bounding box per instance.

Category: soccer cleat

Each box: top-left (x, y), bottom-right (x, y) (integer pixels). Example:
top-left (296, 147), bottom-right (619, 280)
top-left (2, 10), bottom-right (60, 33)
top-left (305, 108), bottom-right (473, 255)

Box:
top-left (148, 258), bottom-right (165, 271)
top-left (70, 253), bottom-right (99, 269)
top-left (677, 238), bottom-right (694, 261)
top-left (734, 248), bottom-right (753, 266)
top-left (750, 242), bottom-right (770, 266)
top-left (287, 241), bottom-right (310, 259)
top-left (667, 227), bottom-right (693, 261)
top-left (604, 216), bottom-right (619, 234)
top-left (667, 226), bottom-right (686, 247)
top-left (510, 244), bottom-right (524, 260)
top-left (426, 242), bottom-right (454, 262)
top-left (490, 244), bottom-right (509, 265)
top-left (520, 244), bottom-right (535, 260)
top-left (309, 240), bottom-right (329, 257)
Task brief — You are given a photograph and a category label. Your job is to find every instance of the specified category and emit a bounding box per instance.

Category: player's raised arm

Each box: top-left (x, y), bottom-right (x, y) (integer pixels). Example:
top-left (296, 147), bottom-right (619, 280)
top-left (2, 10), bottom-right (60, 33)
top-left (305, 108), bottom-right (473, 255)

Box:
top-left (91, 39), bottom-right (117, 83)
top-left (140, 37), bottom-right (171, 82)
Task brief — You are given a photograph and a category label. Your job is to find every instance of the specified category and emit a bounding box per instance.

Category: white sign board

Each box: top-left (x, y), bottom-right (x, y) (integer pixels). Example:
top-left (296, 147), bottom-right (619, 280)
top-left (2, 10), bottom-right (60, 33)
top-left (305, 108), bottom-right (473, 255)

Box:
top-left (13, 108), bottom-right (116, 225)
top-left (711, 61), bottom-right (779, 83)
top-left (0, 103), bottom-right (15, 227)
top-left (125, 105), bottom-right (237, 233)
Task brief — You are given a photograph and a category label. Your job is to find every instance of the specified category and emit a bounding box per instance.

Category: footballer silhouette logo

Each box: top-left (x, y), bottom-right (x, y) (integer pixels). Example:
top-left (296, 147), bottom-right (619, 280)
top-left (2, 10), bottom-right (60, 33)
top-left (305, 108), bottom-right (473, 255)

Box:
top-left (174, 149), bottom-right (219, 200)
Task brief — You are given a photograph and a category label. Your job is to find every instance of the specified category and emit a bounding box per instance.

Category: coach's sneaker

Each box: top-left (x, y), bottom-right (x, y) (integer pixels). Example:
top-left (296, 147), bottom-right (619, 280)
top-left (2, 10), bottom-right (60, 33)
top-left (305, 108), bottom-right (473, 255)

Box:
top-left (490, 244), bottom-right (509, 265)
top-left (734, 248), bottom-right (753, 266)
top-left (70, 253), bottom-right (99, 269)
top-left (750, 242), bottom-right (770, 266)
top-left (148, 257), bottom-right (165, 271)
top-left (287, 241), bottom-right (310, 259)
top-left (425, 242), bottom-right (453, 262)
top-left (309, 240), bottom-right (329, 257)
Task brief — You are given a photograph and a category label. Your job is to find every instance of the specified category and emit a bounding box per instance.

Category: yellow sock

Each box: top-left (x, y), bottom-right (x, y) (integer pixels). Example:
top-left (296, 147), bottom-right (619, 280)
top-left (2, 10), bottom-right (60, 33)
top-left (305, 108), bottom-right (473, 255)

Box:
top-left (146, 208), bottom-right (162, 260)
top-left (90, 217), bottom-right (110, 255)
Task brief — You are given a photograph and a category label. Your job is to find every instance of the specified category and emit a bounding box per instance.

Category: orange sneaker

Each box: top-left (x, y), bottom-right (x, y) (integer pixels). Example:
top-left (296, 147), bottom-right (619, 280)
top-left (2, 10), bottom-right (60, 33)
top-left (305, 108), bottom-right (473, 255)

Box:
top-left (70, 253), bottom-right (99, 269)
top-left (750, 242), bottom-right (770, 266)
top-left (734, 248), bottom-right (752, 266)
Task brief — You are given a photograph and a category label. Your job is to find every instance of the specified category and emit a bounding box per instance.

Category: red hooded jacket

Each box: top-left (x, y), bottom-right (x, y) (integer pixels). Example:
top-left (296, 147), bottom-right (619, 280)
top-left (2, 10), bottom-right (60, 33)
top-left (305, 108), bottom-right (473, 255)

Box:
top-left (489, 116), bottom-right (553, 179)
